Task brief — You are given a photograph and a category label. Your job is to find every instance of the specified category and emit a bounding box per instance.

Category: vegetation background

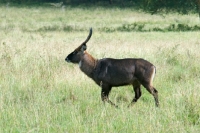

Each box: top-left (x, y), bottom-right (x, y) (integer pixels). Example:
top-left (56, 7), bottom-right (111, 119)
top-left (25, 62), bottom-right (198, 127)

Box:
top-left (0, 0), bottom-right (200, 133)
top-left (0, 0), bottom-right (200, 14)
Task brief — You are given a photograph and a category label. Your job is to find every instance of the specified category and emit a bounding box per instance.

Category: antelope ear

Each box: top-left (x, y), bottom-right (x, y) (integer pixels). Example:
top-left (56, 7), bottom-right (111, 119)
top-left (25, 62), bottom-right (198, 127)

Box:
top-left (81, 44), bottom-right (87, 51)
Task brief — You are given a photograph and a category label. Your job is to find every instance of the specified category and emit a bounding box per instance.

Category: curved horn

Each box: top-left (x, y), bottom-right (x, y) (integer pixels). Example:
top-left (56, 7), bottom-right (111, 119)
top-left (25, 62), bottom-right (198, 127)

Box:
top-left (82, 28), bottom-right (92, 45)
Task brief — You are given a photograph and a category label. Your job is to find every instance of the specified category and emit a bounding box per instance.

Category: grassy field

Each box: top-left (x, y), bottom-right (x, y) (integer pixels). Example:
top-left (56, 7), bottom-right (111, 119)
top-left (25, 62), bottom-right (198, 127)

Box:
top-left (0, 4), bottom-right (200, 133)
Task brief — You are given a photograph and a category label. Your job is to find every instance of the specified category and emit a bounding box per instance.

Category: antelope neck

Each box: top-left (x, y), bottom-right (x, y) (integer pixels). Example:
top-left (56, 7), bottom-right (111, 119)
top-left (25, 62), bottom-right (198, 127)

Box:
top-left (79, 51), bottom-right (98, 78)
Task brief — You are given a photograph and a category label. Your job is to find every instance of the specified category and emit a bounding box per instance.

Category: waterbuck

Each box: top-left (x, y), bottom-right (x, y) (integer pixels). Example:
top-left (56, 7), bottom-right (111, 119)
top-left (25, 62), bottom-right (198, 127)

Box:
top-left (65, 28), bottom-right (159, 107)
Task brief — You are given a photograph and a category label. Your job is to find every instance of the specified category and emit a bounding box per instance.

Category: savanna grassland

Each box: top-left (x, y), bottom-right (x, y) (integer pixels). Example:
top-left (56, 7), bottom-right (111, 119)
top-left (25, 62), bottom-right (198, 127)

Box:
top-left (0, 4), bottom-right (200, 133)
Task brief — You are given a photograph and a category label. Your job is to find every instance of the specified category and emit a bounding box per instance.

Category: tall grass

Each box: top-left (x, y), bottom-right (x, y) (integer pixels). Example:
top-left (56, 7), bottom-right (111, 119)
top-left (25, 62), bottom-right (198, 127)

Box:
top-left (0, 4), bottom-right (200, 133)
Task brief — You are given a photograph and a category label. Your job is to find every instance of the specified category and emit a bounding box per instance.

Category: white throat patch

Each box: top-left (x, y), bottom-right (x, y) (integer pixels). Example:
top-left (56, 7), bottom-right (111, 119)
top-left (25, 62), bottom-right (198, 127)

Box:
top-left (79, 61), bottom-right (82, 68)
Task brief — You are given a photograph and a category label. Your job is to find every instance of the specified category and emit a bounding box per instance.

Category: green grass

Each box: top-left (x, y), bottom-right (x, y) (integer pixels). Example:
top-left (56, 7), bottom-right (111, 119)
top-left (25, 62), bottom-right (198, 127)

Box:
top-left (0, 4), bottom-right (200, 133)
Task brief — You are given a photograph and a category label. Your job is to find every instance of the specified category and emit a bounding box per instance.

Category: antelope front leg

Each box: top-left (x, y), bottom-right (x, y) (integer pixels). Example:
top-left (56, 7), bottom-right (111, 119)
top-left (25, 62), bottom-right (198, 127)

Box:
top-left (101, 91), bottom-right (118, 108)
top-left (100, 82), bottom-right (118, 108)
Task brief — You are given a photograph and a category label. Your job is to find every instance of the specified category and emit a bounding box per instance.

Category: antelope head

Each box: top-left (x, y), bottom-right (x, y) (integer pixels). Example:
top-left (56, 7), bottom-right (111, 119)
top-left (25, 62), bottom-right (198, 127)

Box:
top-left (65, 28), bottom-right (92, 63)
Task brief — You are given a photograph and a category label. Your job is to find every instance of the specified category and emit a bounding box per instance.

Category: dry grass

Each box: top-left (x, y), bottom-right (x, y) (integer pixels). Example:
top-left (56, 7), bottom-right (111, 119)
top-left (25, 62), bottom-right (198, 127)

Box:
top-left (0, 5), bottom-right (200, 133)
